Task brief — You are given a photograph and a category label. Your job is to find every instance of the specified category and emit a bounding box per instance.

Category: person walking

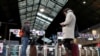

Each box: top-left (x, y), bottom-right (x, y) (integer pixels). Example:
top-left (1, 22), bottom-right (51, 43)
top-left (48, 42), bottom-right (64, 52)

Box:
top-left (21, 21), bottom-right (30, 56)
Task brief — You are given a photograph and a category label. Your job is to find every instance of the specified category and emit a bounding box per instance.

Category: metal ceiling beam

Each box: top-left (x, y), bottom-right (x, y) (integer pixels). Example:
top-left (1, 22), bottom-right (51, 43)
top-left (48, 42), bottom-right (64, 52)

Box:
top-left (35, 25), bottom-right (43, 29)
top-left (33, 0), bottom-right (42, 27)
top-left (40, 12), bottom-right (55, 18)
top-left (21, 14), bottom-right (52, 23)
top-left (19, 3), bottom-right (37, 9)
top-left (20, 8), bottom-right (57, 18)
top-left (34, 23), bottom-right (44, 30)
top-left (37, 15), bottom-right (51, 22)
top-left (25, 0), bottom-right (28, 19)
top-left (18, 0), bottom-right (26, 2)
top-left (31, 0), bottom-right (35, 28)
top-left (21, 14), bottom-right (53, 23)
top-left (20, 9), bottom-right (37, 15)
top-left (50, 0), bottom-right (64, 7)
top-left (35, 20), bottom-right (42, 25)
top-left (45, 0), bottom-right (49, 7)
top-left (19, 3), bottom-right (58, 13)
top-left (40, 4), bottom-right (58, 13)
top-left (20, 9), bottom-right (55, 19)
top-left (25, 15), bottom-right (51, 23)
top-left (23, 15), bottom-right (35, 18)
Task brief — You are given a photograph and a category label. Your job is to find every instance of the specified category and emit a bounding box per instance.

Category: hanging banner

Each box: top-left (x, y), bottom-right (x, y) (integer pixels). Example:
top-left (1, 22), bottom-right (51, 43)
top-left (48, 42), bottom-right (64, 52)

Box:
top-left (9, 29), bottom-right (20, 37)
top-left (0, 43), bottom-right (3, 53)
top-left (79, 33), bottom-right (99, 39)
top-left (36, 30), bottom-right (45, 36)
top-left (10, 29), bottom-right (46, 37)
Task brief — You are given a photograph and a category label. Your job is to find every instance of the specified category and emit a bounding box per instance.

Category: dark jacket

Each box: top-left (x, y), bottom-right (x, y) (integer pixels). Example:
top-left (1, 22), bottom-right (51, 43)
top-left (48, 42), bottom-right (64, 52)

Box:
top-left (22, 25), bottom-right (30, 37)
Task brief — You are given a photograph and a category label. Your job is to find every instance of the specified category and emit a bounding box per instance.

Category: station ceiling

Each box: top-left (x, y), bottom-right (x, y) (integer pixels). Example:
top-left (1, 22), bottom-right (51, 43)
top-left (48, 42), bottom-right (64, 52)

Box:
top-left (18, 0), bottom-right (68, 30)
top-left (46, 0), bottom-right (100, 36)
top-left (0, 0), bottom-right (100, 38)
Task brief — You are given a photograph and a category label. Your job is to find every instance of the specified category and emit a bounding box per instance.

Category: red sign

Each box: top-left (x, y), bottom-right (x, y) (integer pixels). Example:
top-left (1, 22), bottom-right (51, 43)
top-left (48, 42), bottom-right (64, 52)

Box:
top-left (96, 43), bottom-right (100, 47)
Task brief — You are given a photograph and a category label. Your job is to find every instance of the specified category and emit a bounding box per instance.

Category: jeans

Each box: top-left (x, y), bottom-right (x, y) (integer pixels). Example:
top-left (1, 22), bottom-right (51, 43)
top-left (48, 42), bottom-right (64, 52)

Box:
top-left (2, 46), bottom-right (6, 56)
top-left (21, 37), bottom-right (29, 56)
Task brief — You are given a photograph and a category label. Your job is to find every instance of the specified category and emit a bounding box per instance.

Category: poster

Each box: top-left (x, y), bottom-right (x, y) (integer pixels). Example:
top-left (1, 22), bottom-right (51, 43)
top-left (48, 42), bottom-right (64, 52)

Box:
top-left (10, 29), bottom-right (20, 37)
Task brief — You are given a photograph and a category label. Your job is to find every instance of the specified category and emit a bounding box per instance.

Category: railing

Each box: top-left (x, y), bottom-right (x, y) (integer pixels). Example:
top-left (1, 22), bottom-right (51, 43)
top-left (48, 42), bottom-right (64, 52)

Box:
top-left (1, 44), bottom-right (64, 56)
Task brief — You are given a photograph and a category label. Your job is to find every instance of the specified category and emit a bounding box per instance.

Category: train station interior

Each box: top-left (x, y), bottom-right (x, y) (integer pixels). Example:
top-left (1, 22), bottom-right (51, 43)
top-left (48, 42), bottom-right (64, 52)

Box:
top-left (0, 0), bottom-right (100, 56)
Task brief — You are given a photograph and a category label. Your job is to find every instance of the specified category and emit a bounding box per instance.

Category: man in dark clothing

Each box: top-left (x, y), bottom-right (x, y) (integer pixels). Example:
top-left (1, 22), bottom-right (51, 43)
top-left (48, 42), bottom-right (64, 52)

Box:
top-left (21, 21), bottom-right (30, 56)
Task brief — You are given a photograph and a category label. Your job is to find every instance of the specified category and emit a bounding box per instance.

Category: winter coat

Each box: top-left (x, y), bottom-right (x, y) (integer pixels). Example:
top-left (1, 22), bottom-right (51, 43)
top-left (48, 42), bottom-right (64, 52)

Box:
top-left (61, 10), bottom-right (76, 39)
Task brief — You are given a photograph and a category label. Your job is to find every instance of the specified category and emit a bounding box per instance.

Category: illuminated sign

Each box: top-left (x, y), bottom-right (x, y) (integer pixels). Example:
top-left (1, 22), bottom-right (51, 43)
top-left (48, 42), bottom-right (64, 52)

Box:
top-left (0, 43), bottom-right (3, 53)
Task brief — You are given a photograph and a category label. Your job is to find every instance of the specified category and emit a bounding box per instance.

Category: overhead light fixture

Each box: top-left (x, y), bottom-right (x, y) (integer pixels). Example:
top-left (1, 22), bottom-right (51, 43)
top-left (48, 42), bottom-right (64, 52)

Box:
top-left (83, 1), bottom-right (86, 4)
top-left (92, 30), bottom-right (97, 35)
top-left (36, 17), bottom-right (50, 24)
top-left (37, 12), bottom-right (53, 21)
top-left (40, 8), bottom-right (45, 12)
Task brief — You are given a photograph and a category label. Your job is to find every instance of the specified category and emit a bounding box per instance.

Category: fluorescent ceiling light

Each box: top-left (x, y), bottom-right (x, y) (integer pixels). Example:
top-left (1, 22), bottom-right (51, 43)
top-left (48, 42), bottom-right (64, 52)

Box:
top-left (40, 8), bottom-right (45, 12)
top-left (37, 12), bottom-right (53, 21)
top-left (83, 1), bottom-right (86, 4)
top-left (92, 30), bottom-right (97, 35)
top-left (36, 17), bottom-right (50, 24)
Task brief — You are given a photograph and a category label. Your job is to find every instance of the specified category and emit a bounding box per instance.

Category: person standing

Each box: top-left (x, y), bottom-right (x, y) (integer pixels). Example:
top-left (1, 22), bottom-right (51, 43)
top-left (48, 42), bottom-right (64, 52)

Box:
top-left (21, 21), bottom-right (30, 56)
top-left (60, 8), bottom-right (76, 55)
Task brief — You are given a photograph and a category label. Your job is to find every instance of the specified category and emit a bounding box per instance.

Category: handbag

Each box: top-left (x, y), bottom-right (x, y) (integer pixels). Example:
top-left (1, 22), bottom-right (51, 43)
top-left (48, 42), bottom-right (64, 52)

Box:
top-left (19, 29), bottom-right (24, 37)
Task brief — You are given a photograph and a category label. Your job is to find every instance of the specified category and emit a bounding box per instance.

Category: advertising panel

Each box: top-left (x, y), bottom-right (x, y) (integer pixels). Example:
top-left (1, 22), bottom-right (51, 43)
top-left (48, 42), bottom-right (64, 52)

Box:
top-left (0, 43), bottom-right (3, 53)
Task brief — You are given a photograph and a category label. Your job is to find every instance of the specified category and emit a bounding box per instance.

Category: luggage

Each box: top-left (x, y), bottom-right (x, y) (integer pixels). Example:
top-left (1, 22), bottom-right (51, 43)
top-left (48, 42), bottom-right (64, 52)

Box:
top-left (30, 45), bottom-right (37, 56)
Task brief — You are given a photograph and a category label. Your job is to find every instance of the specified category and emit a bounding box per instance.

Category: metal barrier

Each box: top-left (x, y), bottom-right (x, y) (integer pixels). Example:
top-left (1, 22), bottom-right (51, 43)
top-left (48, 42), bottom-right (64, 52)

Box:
top-left (79, 47), bottom-right (100, 56)
top-left (5, 45), bottom-right (100, 56)
top-left (4, 45), bottom-right (30, 56)
top-left (36, 45), bottom-right (58, 56)
top-left (2, 45), bottom-right (66, 56)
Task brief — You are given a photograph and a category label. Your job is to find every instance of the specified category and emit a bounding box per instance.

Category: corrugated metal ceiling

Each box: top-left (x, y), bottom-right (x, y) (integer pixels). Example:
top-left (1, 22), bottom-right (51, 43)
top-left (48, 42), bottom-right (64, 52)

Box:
top-left (18, 0), bottom-right (68, 30)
